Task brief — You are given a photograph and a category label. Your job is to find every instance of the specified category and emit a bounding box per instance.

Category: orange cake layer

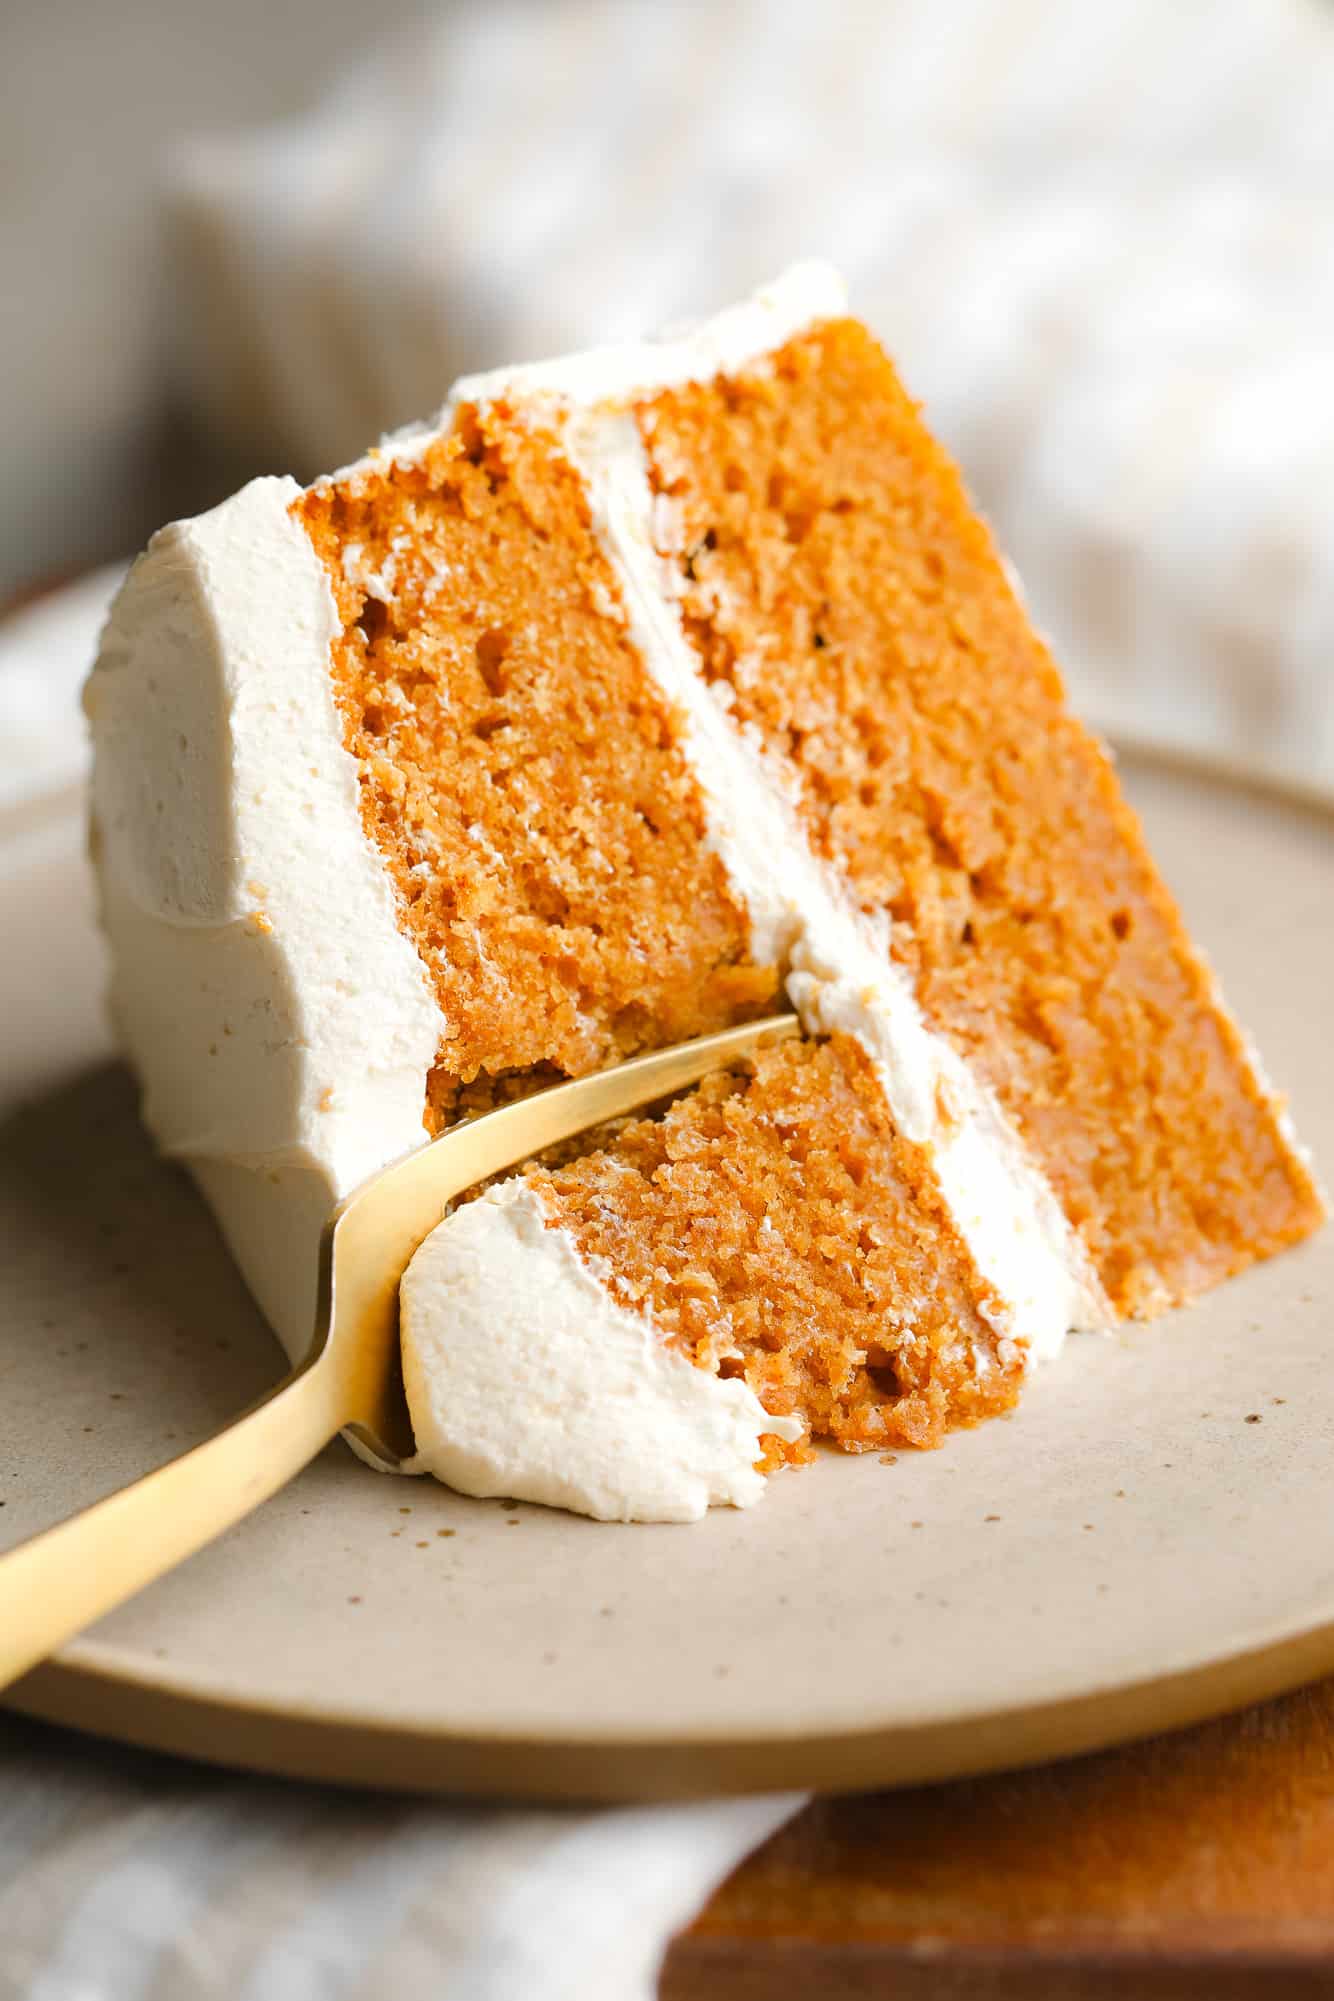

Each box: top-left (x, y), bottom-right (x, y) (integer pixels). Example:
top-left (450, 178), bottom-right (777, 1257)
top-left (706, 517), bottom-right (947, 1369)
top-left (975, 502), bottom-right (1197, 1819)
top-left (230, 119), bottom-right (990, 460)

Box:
top-left (296, 409), bottom-right (779, 1126)
top-left (529, 1033), bottom-right (1021, 1452)
top-left (637, 320), bottom-right (1325, 1314)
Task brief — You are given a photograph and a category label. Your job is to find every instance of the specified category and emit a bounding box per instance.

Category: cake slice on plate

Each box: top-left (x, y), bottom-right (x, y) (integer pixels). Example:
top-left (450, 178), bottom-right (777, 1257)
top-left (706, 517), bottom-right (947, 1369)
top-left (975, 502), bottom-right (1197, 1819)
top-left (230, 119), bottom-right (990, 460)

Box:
top-left (86, 267), bottom-right (1323, 1521)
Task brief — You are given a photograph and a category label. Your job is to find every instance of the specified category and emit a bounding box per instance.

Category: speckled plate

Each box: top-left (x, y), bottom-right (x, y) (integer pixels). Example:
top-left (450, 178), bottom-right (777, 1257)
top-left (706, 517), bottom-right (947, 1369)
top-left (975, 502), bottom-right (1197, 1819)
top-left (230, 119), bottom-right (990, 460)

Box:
top-left (2, 749), bottom-right (1332, 1800)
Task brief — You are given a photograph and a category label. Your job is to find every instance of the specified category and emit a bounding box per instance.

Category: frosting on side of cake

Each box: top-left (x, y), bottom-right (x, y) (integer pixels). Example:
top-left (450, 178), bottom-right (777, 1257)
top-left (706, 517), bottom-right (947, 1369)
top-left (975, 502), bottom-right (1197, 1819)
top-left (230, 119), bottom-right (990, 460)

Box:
top-left (85, 478), bottom-right (445, 1355)
top-left (402, 1180), bottom-right (804, 1523)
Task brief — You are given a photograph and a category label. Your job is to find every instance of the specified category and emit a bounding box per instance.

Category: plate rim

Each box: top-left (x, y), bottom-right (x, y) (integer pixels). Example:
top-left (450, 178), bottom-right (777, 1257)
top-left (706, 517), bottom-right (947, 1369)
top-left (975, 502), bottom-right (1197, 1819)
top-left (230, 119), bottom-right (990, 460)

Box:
top-left (5, 739), bottom-right (1333, 1798)
top-left (13, 1609), bottom-right (1334, 1801)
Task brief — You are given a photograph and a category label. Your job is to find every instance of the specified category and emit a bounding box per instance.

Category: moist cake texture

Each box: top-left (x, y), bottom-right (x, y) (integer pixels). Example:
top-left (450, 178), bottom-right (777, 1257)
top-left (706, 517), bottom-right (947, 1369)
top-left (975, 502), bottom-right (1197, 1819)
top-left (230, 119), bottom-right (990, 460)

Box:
top-left (636, 319), bottom-right (1316, 1315)
top-left (297, 413), bottom-right (777, 1127)
top-left (86, 265), bottom-right (1325, 1521)
top-left (530, 1036), bottom-right (1021, 1454)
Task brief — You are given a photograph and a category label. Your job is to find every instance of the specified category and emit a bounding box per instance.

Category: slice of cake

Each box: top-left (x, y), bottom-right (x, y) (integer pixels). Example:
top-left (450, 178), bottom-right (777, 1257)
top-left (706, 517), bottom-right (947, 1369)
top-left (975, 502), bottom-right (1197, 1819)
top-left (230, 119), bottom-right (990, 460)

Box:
top-left (86, 266), bottom-right (1324, 1522)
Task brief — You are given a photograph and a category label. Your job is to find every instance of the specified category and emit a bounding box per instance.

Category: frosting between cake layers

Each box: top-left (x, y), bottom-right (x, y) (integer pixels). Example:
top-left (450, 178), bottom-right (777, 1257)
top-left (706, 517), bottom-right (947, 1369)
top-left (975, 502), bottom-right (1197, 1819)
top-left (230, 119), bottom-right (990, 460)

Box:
top-left (548, 409), bottom-right (1111, 1362)
top-left (403, 257), bottom-right (1109, 1359)
top-left (85, 479), bottom-right (446, 1355)
top-left (402, 273), bottom-right (1112, 1517)
top-left (402, 1180), bottom-right (804, 1523)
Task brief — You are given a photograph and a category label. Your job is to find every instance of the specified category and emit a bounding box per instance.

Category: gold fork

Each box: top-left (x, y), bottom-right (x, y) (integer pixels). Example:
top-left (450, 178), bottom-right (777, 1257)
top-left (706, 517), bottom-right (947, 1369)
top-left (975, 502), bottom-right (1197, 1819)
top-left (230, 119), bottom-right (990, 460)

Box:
top-left (0, 1014), bottom-right (799, 1691)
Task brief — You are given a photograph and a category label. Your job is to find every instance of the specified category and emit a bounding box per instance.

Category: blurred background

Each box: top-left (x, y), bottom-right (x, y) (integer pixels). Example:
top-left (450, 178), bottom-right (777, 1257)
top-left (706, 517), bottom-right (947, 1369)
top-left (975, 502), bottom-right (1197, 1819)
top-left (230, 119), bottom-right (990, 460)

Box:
top-left (4, 0), bottom-right (1333, 791)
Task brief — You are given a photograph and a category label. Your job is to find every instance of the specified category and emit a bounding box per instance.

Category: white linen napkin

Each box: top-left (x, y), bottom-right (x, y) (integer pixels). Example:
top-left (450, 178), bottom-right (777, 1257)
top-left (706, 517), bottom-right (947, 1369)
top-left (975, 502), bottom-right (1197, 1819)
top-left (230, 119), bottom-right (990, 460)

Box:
top-left (0, 570), bottom-right (125, 818)
top-left (0, 577), bottom-right (804, 2001)
top-left (0, 1716), bottom-right (797, 2001)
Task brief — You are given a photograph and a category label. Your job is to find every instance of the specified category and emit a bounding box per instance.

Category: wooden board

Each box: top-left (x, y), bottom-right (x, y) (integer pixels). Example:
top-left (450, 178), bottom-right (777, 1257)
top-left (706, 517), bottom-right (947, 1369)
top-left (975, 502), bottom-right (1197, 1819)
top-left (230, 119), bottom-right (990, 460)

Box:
top-left (667, 1677), bottom-right (1334, 1996)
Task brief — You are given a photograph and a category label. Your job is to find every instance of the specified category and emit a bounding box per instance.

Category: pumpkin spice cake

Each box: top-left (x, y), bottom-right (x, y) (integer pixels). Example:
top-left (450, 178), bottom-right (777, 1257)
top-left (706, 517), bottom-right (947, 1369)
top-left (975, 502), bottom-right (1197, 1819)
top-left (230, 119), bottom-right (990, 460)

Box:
top-left (85, 266), bottom-right (1324, 1521)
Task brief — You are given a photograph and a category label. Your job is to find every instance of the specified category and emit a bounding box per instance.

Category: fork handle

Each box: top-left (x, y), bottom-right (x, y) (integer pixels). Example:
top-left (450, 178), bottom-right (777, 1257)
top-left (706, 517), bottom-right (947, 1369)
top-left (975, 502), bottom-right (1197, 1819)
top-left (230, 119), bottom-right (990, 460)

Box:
top-left (0, 1347), bottom-right (348, 1692)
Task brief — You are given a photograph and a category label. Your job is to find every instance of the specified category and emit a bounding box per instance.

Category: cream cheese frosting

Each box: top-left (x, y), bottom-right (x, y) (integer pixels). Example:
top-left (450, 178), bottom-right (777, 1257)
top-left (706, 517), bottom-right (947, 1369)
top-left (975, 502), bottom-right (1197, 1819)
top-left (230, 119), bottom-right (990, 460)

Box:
top-left (402, 1182), bottom-right (803, 1523)
top-left (85, 479), bottom-right (445, 1353)
top-left (89, 265), bottom-right (1110, 1524)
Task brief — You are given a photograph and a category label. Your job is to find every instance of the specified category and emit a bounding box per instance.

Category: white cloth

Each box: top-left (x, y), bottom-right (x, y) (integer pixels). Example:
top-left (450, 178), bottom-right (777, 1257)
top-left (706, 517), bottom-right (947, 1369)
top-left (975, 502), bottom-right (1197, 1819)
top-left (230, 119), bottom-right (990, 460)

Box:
top-left (174, 0), bottom-right (1334, 799)
top-left (0, 569), bottom-right (125, 818)
top-left (0, 1718), bottom-right (796, 2001)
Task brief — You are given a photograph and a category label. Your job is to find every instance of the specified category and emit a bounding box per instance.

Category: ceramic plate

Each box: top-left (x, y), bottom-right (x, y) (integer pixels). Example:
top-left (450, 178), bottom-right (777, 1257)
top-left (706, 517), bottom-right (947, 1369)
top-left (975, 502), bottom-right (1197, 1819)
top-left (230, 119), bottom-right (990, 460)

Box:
top-left (2, 750), bottom-right (1332, 1800)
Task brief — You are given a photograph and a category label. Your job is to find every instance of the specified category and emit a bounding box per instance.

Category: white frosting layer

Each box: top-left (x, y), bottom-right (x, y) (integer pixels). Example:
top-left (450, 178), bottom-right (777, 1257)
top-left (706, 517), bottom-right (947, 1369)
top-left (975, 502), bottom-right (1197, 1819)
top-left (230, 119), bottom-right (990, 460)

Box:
top-left (403, 1182), bottom-right (803, 1524)
top-left (85, 479), bottom-right (445, 1355)
top-left (788, 930), bottom-right (1108, 1358)
top-left (555, 407), bottom-right (1110, 1359)
top-left (444, 262), bottom-right (847, 419)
